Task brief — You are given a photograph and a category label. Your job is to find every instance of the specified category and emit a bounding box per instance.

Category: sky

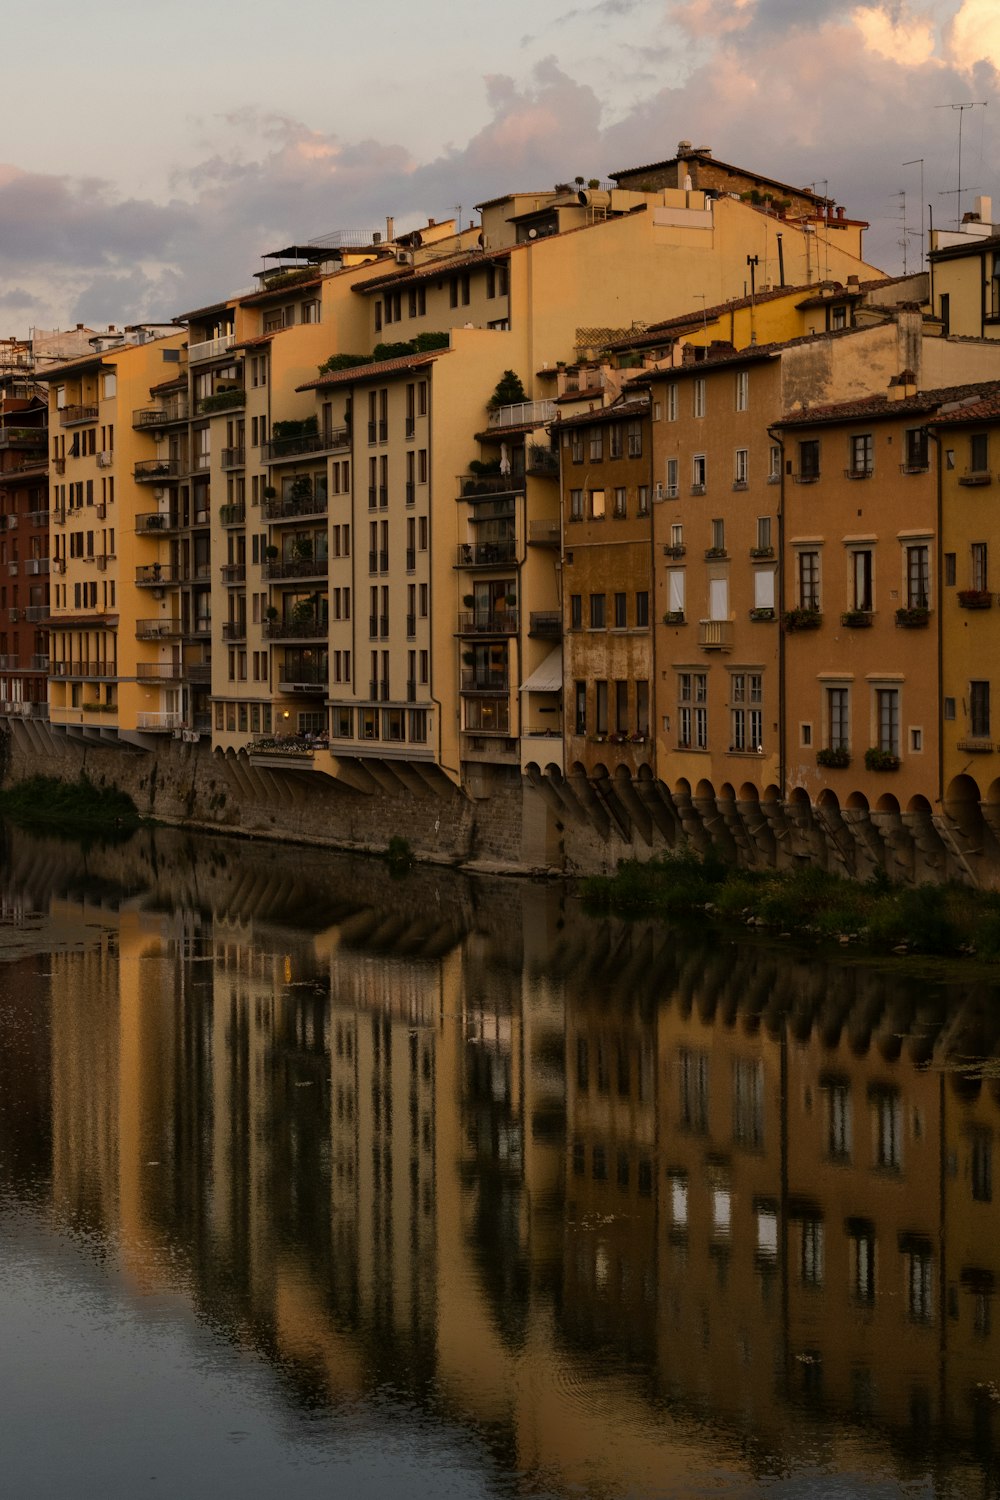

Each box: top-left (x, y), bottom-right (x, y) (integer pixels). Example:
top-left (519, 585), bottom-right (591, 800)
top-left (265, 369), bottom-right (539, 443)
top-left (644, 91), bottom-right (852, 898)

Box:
top-left (2, 0), bottom-right (1000, 334)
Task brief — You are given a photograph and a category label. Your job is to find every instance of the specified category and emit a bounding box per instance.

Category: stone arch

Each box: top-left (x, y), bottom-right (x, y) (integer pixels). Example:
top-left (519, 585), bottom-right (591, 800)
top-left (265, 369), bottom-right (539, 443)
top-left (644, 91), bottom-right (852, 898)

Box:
top-left (739, 782), bottom-right (761, 805)
top-left (788, 785), bottom-right (811, 807)
top-left (674, 776), bottom-right (692, 797)
top-left (847, 790), bottom-right (870, 811)
top-left (524, 760), bottom-right (541, 779)
top-left (817, 787), bottom-right (840, 810)
top-left (944, 774), bottom-right (984, 838)
top-left (543, 761), bottom-right (562, 779)
top-left (875, 792), bottom-right (900, 814)
top-left (907, 793), bottom-right (933, 814)
top-left (636, 762), bottom-right (655, 783)
top-left (695, 777), bottom-right (717, 802)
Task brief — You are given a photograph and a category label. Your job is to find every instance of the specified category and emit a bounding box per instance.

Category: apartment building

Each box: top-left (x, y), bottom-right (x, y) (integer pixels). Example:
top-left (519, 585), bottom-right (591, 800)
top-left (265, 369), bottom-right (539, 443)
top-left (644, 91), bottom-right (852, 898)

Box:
top-left (0, 367), bottom-right (50, 718)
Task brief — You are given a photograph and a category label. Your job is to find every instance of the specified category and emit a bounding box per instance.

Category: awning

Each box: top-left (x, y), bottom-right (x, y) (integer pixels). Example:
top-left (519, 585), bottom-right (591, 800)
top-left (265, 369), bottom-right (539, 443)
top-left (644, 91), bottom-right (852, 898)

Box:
top-left (521, 646), bottom-right (562, 694)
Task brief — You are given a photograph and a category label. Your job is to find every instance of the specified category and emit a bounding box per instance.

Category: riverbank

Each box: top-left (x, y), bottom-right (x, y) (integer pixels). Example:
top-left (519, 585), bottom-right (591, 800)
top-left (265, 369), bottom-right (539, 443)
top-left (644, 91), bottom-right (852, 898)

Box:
top-left (581, 851), bottom-right (1000, 959)
top-left (0, 775), bottom-right (141, 836)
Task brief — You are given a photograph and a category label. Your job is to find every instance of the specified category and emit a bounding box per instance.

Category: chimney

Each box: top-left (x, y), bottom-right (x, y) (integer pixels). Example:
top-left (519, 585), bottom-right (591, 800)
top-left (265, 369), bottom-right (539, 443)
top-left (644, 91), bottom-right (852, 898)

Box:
top-left (427, 217), bottom-right (436, 228)
top-left (386, 216), bottom-right (395, 242)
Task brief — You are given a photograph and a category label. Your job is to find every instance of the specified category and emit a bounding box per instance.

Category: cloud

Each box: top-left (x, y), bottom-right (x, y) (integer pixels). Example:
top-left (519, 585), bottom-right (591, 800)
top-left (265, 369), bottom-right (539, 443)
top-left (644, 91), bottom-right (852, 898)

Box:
top-left (2, 19), bottom-right (999, 334)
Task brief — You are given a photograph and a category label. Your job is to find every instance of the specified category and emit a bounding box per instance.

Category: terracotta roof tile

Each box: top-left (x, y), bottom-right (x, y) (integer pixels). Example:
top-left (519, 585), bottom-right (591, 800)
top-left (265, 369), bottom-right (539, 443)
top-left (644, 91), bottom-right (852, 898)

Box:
top-left (556, 396), bottom-right (650, 429)
top-left (776, 379), bottom-right (1000, 428)
top-left (297, 349), bottom-right (446, 392)
top-left (353, 248), bottom-right (511, 295)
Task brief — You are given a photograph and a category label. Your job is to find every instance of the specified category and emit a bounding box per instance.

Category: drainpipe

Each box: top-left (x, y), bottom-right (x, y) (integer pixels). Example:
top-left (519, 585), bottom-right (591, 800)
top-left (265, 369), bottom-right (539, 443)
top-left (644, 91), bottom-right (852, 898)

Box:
top-left (767, 424), bottom-right (786, 801)
top-left (427, 369), bottom-right (460, 783)
top-left (925, 422), bottom-right (944, 810)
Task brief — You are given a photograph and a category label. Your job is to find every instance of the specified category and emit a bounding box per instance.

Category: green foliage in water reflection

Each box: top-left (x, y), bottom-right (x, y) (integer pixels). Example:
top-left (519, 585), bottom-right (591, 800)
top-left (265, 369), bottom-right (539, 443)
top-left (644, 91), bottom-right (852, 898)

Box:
top-left (582, 852), bottom-right (1000, 958)
top-left (0, 774), bottom-right (140, 834)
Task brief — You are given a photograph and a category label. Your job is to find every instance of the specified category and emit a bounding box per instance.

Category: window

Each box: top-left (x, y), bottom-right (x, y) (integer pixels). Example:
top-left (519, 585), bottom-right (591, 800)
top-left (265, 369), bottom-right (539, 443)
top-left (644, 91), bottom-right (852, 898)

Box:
top-left (574, 680), bottom-right (586, 733)
top-left (906, 544), bottom-right (930, 608)
top-left (613, 592), bottom-right (627, 628)
top-left (589, 593), bottom-right (606, 628)
top-left (972, 542), bottom-right (989, 591)
top-left (768, 444), bottom-right (781, 482)
top-left (666, 384), bottom-right (678, 421)
top-left (102, 372), bottom-right (116, 399)
top-left (570, 594), bottom-right (582, 630)
top-left (609, 423), bottom-right (623, 459)
top-left (626, 421), bottom-right (642, 458)
top-left (637, 485), bottom-right (650, 515)
top-left (971, 432), bottom-right (989, 473)
top-left (615, 679), bottom-right (628, 732)
top-left (877, 687), bottom-right (900, 756)
top-left (730, 672), bottom-right (763, 752)
top-left (678, 672), bottom-right (707, 748)
top-left (711, 518), bottom-right (725, 551)
top-left (852, 549), bottom-right (873, 611)
top-left (595, 679), bottom-right (608, 734)
top-left (666, 458), bottom-right (679, 498)
top-left (735, 370), bottom-right (748, 412)
top-left (827, 686), bottom-right (850, 750)
top-left (971, 680), bottom-right (991, 738)
top-left (569, 488), bottom-right (583, 521)
top-left (667, 568), bottom-right (685, 617)
top-left (754, 566), bottom-right (775, 610)
top-left (590, 489), bottom-right (606, 519)
top-left (570, 430), bottom-right (584, 464)
top-left (945, 552), bottom-right (957, 586)
top-left (849, 433), bottom-right (873, 477)
top-left (613, 486), bottom-right (627, 517)
top-left (734, 448), bottom-right (748, 486)
top-left (693, 378), bottom-right (706, 418)
top-left (832, 304), bottom-right (848, 330)
top-left (904, 428), bottom-right (928, 471)
top-left (635, 590), bottom-right (649, 627)
top-left (797, 549), bottom-right (820, 609)
top-left (589, 428), bottom-right (604, 461)
top-left (692, 454), bottom-right (706, 491)
top-left (756, 516), bottom-right (771, 551)
top-left (798, 439), bottom-right (820, 480)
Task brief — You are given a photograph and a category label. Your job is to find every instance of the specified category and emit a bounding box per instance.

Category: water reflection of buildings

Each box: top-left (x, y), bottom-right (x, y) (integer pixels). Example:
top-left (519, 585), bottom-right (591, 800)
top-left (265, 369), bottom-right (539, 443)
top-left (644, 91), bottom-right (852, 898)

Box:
top-left (7, 824), bottom-right (1000, 1488)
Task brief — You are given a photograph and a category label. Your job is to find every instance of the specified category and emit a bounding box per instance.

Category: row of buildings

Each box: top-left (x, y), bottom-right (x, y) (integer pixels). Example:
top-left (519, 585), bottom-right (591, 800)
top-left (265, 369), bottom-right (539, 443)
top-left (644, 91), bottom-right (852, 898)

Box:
top-left (6, 141), bottom-right (1000, 874)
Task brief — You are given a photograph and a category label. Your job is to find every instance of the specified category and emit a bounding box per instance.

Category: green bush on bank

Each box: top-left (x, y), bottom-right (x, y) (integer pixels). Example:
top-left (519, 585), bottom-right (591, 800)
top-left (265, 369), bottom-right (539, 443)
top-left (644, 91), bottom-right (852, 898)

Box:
top-left (0, 775), bottom-right (140, 832)
top-left (581, 852), bottom-right (1000, 958)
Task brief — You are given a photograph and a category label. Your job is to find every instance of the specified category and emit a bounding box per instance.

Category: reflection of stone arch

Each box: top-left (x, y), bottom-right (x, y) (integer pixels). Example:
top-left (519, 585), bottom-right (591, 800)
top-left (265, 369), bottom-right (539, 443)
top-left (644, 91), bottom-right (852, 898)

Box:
top-left (949, 1069), bottom-right (983, 1103)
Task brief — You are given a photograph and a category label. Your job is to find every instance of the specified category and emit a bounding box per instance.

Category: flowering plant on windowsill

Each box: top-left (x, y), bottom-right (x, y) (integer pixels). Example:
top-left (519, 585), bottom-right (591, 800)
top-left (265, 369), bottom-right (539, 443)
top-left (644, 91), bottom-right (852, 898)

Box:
top-left (781, 607), bottom-right (821, 632)
top-left (663, 610), bottom-right (686, 625)
top-left (895, 605), bottom-right (930, 628)
top-left (864, 747), bottom-right (900, 771)
top-left (817, 746), bottom-right (850, 768)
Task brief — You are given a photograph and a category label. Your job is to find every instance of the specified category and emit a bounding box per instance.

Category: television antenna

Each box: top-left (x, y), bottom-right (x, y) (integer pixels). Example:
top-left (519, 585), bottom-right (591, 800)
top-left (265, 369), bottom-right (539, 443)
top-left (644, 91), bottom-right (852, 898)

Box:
top-left (902, 158), bottom-right (925, 269)
top-left (935, 102), bottom-right (987, 228)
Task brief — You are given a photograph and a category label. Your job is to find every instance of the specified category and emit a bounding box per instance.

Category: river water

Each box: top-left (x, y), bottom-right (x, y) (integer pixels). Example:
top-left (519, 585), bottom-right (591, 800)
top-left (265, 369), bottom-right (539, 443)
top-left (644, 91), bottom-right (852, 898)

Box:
top-left (1, 822), bottom-right (1000, 1498)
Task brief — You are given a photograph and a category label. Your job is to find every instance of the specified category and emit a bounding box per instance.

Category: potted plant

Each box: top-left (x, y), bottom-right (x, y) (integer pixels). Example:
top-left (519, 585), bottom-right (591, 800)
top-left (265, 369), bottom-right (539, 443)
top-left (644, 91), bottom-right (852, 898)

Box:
top-left (958, 589), bottom-right (992, 609)
top-left (264, 544), bottom-right (279, 560)
top-left (840, 609), bottom-right (873, 627)
top-left (817, 746), bottom-right (850, 768)
top-left (864, 747), bottom-right (900, 771)
top-left (895, 605), bottom-right (930, 627)
top-left (291, 536), bottom-right (314, 563)
top-left (263, 486), bottom-right (277, 500)
top-left (505, 591), bottom-right (517, 606)
top-left (782, 607), bottom-right (822, 631)
top-left (463, 594), bottom-right (476, 608)
top-left (265, 605), bottom-right (279, 621)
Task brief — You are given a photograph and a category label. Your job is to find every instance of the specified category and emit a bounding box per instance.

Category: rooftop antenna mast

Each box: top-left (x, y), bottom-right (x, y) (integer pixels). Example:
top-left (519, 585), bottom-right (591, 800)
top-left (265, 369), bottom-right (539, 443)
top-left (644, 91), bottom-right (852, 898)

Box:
top-left (903, 157), bottom-right (926, 269)
top-left (935, 102), bottom-right (987, 228)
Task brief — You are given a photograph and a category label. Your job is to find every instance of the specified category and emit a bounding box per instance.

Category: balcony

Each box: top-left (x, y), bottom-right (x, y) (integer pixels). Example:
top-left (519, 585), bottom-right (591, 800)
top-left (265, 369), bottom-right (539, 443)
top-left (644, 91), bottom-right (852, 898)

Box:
top-left (526, 443), bottom-right (559, 477)
top-left (134, 458), bottom-right (181, 483)
top-left (457, 473), bottom-right (526, 500)
top-left (220, 447), bottom-right (245, 470)
top-left (136, 662), bottom-right (184, 682)
top-left (23, 558), bottom-right (49, 575)
top-left (136, 618), bottom-right (182, 640)
top-left (461, 732), bottom-right (519, 762)
top-left (188, 333), bottom-right (235, 363)
top-left (219, 504), bottom-right (246, 527)
top-left (262, 490), bottom-right (328, 521)
top-left (277, 660), bottom-right (329, 692)
top-left (27, 511), bottom-right (49, 528)
top-left (456, 540), bottom-right (517, 568)
top-left (261, 427), bottom-right (349, 463)
top-left (197, 388), bottom-right (245, 416)
top-left (221, 621), bottom-right (246, 641)
top-left (527, 519), bottom-right (560, 546)
top-left (136, 564), bottom-right (179, 587)
top-left (59, 404), bottom-right (98, 427)
top-left (136, 711), bottom-right (184, 731)
top-left (220, 563), bottom-right (246, 585)
top-left (187, 663), bottom-right (212, 687)
top-left (132, 400), bottom-right (189, 430)
top-left (264, 616), bottom-right (328, 641)
top-left (51, 661), bottom-right (117, 679)
top-left (529, 611), bottom-right (562, 638)
top-left (185, 620), bottom-right (212, 640)
top-left (30, 654), bottom-right (49, 670)
top-left (0, 428), bottom-right (46, 451)
top-left (486, 399), bottom-right (556, 430)
top-left (24, 606), bottom-right (49, 624)
top-left (457, 610), bottom-right (518, 635)
top-left (698, 618), bottom-right (734, 650)
top-left (461, 671), bottom-right (510, 694)
top-left (261, 557), bottom-right (325, 581)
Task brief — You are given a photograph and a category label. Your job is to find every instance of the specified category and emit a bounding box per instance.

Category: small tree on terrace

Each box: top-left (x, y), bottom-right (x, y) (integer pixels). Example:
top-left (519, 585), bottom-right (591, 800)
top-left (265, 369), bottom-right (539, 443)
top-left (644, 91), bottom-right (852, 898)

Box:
top-left (489, 370), bottom-right (527, 409)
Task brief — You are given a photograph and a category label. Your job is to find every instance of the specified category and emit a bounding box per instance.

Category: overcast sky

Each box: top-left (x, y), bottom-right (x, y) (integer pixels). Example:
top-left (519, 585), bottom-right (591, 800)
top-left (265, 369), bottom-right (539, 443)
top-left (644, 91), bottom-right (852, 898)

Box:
top-left (2, 0), bottom-right (999, 333)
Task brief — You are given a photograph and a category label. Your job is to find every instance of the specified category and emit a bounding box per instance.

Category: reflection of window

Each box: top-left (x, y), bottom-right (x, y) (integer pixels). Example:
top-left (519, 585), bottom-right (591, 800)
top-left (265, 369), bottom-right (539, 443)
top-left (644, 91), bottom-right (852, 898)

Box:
top-left (903, 1241), bottom-right (933, 1322)
top-left (848, 1220), bottom-right (875, 1302)
top-left (712, 1188), bottom-right (731, 1238)
top-left (669, 1173), bottom-right (688, 1227)
top-left (872, 1087), bottom-right (902, 1169)
top-left (733, 1057), bottom-right (763, 1147)
top-left (679, 1047), bottom-right (709, 1132)
top-left (799, 1216), bottom-right (824, 1285)
top-left (756, 1205), bottom-right (778, 1260)
top-left (972, 1134), bottom-right (993, 1202)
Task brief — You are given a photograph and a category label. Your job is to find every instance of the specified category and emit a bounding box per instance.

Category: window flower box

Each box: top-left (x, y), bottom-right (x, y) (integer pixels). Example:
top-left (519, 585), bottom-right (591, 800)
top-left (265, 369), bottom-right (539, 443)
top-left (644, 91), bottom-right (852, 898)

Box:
top-left (895, 606), bottom-right (930, 628)
top-left (750, 546), bottom-right (774, 559)
top-left (749, 607), bottom-right (775, 622)
top-left (958, 589), bottom-right (993, 609)
top-left (663, 544), bottom-right (686, 558)
top-left (782, 607), bottom-right (822, 632)
top-left (840, 609), bottom-right (873, 628)
top-left (817, 746), bottom-right (850, 768)
top-left (663, 610), bottom-right (686, 625)
top-left (864, 747), bottom-right (900, 772)
top-left (704, 546), bottom-right (728, 559)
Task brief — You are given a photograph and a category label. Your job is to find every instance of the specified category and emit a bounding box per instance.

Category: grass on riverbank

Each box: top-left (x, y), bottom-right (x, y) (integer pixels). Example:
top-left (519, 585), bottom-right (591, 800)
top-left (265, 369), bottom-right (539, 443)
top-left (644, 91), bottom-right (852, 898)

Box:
top-left (0, 775), bottom-right (140, 834)
top-left (580, 851), bottom-right (1000, 958)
